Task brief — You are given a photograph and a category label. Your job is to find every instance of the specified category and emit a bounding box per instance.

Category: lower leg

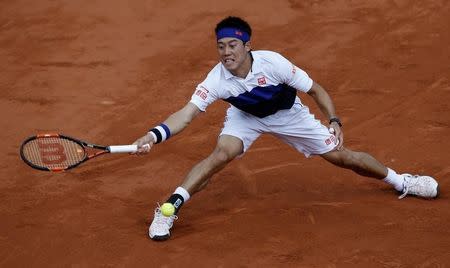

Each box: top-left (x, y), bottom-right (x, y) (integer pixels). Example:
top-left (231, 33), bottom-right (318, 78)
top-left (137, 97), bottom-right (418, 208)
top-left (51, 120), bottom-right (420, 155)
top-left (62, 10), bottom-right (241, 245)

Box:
top-left (164, 135), bottom-right (243, 214)
top-left (322, 148), bottom-right (387, 178)
top-left (163, 154), bottom-right (230, 214)
top-left (181, 154), bottom-right (228, 194)
top-left (345, 151), bottom-right (387, 179)
top-left (321, 148), bottom-right (404, 191)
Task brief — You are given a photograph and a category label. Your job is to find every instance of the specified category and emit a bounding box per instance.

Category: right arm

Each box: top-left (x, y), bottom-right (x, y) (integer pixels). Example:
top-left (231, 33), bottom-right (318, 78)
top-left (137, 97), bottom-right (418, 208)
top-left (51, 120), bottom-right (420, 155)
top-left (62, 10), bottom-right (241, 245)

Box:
top-left (133, 63), bottom-right (220, 153)
top-left (133, 102), bottom-right (201, 153)
top-left (162, 102), bottom-right (202, 135)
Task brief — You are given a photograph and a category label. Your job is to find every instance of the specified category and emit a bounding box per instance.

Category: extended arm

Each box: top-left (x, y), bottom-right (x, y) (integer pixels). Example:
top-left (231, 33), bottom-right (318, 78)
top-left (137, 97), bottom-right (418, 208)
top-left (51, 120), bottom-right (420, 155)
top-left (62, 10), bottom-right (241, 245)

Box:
top-left (161, 102), bottom-right (201, 135)
top-left (307, 81), bottom-right (343, 149)
top-left (133, 102), bottom-right (201, 153)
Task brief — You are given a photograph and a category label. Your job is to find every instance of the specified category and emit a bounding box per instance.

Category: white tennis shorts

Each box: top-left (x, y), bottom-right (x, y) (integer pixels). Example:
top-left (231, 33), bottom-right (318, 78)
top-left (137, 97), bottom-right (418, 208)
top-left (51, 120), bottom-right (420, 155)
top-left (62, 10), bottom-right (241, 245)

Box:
top-left (220, 102), bottom-right (338, 157)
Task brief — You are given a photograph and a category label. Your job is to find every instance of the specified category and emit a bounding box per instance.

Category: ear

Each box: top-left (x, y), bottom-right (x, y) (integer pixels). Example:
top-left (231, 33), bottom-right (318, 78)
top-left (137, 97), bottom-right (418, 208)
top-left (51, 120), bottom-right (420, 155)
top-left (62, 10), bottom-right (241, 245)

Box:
top-left (244, 41), bottom-right (252, 52)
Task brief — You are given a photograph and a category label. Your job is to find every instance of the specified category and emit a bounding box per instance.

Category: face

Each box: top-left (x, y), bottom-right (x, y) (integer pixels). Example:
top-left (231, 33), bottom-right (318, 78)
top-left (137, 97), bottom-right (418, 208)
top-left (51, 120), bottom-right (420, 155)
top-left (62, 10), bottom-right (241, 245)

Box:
top-left (217, 37), bottom-right (251, 74)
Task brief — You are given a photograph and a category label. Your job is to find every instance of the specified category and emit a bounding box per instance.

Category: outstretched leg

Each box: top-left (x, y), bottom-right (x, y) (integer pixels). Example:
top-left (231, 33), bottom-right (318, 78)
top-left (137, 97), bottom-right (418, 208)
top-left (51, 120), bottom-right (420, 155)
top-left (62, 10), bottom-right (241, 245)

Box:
top-left (320, 147), bottom-right (388, 179)
top-left (320, 147), bottom-right (439, 199)
top-left (149, 135), bottom-right (243, 241)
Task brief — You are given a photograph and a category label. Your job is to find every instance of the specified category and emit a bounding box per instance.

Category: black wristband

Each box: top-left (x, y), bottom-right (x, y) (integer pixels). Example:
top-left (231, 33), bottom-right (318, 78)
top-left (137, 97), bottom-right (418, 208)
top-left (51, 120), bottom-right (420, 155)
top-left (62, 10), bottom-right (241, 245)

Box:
top-left (329, 117), bottom-right (342, 127)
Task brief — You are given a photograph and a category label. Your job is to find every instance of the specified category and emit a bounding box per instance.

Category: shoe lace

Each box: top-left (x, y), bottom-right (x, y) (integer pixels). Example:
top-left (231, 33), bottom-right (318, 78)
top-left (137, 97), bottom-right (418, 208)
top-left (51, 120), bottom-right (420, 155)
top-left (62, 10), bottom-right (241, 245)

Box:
top-left (398, 174), bottom-right (418, 200)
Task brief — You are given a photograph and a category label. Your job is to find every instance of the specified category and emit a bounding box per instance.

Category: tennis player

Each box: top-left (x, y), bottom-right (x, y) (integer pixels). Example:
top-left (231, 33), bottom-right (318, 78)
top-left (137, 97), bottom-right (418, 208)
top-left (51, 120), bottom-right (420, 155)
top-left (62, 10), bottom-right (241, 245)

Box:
top-left (133, 16), bottom-right (439, 241)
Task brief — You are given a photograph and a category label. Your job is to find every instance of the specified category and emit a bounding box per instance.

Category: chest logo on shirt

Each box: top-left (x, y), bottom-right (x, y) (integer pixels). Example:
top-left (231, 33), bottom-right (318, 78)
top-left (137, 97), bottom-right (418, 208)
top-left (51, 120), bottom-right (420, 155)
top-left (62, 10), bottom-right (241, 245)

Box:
top-left (257, 76), bottom-right (266, 86)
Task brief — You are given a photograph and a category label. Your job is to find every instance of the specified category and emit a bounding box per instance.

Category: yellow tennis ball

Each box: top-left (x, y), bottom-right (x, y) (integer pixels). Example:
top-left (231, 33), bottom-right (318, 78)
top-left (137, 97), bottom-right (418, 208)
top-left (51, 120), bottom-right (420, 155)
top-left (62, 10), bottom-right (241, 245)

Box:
top-left (161, 203), bottom-right (175, 217)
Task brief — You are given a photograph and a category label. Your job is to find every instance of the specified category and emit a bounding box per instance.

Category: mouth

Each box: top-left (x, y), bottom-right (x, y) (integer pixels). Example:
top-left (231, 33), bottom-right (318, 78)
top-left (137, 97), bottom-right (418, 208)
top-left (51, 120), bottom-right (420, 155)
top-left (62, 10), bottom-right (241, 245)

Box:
top-left (223, 58), bottom-right (235, 64)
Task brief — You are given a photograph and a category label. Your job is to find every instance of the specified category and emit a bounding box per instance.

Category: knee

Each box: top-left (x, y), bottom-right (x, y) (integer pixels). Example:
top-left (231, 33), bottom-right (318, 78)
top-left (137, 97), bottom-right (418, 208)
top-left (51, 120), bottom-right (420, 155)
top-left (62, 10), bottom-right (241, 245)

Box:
top-left (208, 135), bottom-right (243, 167)
top-left (210, 146), bottom-right (237, 165)
top-left (332, 150), bottom-right (361, 168)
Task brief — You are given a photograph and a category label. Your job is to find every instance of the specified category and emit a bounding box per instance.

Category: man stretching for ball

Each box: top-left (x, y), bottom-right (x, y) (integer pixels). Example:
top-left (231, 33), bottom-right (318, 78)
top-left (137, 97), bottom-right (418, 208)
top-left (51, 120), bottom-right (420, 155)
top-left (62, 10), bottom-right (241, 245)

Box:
top-left (132, 16), bottom-right (439, 241)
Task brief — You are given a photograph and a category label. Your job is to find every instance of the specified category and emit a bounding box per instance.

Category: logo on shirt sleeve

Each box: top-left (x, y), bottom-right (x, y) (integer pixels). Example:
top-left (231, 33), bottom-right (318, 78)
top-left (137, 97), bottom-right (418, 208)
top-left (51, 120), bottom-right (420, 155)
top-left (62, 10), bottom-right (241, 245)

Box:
top-left (257, 76), bottom-right (266, 85)
top-left (195, 86), bottom-right (209, 100)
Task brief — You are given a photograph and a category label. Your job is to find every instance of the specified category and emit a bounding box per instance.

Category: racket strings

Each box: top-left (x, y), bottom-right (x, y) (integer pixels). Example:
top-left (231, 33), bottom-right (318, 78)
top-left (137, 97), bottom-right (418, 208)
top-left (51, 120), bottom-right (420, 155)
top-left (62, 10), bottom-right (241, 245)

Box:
top-left (22, 137), bottom-right (86, 169)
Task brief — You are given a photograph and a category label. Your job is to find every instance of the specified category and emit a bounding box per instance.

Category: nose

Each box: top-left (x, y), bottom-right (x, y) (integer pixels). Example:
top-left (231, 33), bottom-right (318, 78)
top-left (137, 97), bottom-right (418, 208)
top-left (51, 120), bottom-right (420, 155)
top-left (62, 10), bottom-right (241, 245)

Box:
top-left (223, 45), bottom-right (232, 55)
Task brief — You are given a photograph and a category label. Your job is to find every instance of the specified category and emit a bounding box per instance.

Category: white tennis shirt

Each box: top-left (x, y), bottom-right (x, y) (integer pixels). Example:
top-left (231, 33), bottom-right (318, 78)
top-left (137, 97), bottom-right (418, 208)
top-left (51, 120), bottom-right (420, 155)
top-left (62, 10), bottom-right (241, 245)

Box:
top-left (190, 50), bottom-right (313, 118)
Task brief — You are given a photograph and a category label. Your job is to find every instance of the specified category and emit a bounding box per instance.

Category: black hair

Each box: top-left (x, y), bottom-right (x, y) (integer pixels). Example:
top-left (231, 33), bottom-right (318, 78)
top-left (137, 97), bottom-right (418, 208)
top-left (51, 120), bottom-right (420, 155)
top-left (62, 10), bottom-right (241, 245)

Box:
top-left (215, 16), bottom-right (252, 37)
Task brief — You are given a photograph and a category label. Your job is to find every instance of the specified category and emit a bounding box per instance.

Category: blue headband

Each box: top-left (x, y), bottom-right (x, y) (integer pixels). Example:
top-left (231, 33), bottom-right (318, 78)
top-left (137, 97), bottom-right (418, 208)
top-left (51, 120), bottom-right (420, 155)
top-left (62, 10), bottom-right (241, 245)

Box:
top-left (216, 27), bottom-right (250, 43)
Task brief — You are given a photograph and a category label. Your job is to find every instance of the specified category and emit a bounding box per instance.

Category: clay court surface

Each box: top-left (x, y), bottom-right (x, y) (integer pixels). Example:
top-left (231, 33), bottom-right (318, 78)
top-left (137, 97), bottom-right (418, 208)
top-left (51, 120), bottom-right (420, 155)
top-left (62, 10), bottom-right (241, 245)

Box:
top-left (1, 0), bottom-right (449, 267)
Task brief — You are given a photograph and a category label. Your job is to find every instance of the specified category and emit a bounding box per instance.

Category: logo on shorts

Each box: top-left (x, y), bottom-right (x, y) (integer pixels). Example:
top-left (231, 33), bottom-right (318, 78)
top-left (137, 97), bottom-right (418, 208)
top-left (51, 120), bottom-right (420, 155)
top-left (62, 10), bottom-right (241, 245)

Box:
top-left (257, 76), bottom-right (266, 85)
top-left (291, 64), bottom-right (297, 74)
top-left (325, 135), bottom-right (337, 145)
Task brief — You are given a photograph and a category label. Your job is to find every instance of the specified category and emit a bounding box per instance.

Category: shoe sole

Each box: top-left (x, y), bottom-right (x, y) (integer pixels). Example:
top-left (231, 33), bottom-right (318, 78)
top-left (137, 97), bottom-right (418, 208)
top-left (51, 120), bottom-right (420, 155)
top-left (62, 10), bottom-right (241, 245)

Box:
top-left (397, 184), bottom-right (440, 199)
top-left (150, 234), bottom-right (170, 241)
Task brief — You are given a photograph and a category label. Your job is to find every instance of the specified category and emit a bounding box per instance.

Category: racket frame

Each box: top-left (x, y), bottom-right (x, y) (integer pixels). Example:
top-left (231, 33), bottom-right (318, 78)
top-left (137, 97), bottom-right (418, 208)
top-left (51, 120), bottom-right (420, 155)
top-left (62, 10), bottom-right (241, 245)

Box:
top-left (20, 133), bottom-right (109, 172)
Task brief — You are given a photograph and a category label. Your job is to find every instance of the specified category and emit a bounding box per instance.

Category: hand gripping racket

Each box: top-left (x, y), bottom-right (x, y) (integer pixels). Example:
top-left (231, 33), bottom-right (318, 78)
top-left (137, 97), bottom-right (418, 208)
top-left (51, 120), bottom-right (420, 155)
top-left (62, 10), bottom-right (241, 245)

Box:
top-left (20, 133), bottom-right (143, 172)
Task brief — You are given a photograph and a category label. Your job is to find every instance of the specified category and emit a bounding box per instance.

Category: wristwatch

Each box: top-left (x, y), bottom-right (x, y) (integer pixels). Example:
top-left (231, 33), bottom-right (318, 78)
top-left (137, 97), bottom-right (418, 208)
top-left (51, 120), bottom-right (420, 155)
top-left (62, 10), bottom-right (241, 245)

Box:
top-left (329, 117), bottom-right (342, 127)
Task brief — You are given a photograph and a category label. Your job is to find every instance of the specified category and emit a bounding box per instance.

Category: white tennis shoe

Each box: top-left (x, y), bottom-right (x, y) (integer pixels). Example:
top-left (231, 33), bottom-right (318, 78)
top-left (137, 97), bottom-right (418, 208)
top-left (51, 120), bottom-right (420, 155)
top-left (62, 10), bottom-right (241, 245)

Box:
top-left (398, 174), bottom-right (439, 199)
top-left (149, 204), bottom-right (178, 241)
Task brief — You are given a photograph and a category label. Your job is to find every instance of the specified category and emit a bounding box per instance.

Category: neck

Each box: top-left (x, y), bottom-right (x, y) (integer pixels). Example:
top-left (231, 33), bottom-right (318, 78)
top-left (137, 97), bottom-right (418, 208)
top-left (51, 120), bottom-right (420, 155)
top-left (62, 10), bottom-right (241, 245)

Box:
top-left (231, 52), bottom-right (252, 78)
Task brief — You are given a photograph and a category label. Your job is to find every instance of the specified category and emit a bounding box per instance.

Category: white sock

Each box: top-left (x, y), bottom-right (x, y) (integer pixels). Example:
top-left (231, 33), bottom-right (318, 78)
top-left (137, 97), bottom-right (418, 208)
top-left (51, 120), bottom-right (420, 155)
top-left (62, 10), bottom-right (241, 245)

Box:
top-left (174, 186), bottom-right (190, 202)
top-left (383, 168), bottom-right (404, 191)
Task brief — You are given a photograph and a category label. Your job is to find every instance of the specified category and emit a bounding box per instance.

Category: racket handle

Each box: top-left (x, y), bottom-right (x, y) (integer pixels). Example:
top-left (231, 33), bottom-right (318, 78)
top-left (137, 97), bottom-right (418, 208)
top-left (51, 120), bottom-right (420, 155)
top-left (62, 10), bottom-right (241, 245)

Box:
top-left (108, 145), bottom-right (138, 153)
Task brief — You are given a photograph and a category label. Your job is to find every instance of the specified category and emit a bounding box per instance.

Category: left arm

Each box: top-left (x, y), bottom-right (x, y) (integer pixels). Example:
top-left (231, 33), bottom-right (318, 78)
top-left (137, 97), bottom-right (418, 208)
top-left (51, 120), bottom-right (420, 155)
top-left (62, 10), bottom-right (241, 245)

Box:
top-left (307, 81), bottom-right (343, 149)
top-left (270, 53), bottom-right (343, 149)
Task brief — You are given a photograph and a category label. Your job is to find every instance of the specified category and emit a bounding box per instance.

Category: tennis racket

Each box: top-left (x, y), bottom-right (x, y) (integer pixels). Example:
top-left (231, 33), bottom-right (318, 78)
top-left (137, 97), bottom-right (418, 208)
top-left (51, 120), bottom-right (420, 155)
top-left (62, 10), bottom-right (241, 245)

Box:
top-left (20, 133), bottom-right (142, 172)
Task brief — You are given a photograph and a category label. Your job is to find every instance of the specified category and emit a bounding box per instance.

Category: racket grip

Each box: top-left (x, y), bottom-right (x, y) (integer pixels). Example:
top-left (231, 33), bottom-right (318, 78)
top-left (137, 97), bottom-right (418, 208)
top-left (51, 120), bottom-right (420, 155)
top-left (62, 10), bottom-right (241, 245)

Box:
top-left (108, 145), bottom-right (138, 153)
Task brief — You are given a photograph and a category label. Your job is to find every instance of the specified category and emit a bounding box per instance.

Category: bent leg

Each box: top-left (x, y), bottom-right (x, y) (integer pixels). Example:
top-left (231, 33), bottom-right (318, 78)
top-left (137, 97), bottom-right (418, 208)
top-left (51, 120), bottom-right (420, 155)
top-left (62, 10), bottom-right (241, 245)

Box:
top-left (149, 135), bottom-right (243, 241)
top-left (181, 134), bottom-right (244, 195)
top-left (320, 147), bottom-right (387, 179)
